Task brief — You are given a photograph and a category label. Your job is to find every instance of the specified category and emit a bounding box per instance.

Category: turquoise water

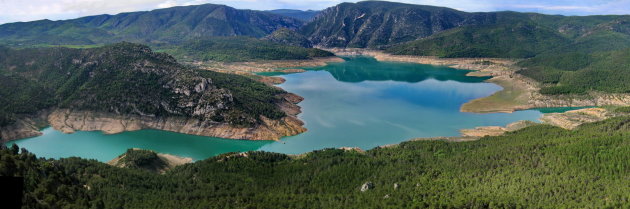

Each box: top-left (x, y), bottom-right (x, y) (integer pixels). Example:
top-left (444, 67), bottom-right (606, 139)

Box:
top-left (7, 56), bottom-right (571, 161)
top-left (6, 128), bottom-right (272, 161)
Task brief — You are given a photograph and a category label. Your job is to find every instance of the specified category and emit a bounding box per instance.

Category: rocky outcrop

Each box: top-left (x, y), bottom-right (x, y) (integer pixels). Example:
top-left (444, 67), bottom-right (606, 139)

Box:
top-left (0, 110), bottom-right (50, 143)
top-left (360, 182), bottom-right (374, 192)
top-left (540, 108), bottom-right (616, 130)
top-left (1, 92), bottom-right (305, 142)
top-left (107, 148), bottom-right (192, 174)
top-left (47, 93), bottom-right (305, 141)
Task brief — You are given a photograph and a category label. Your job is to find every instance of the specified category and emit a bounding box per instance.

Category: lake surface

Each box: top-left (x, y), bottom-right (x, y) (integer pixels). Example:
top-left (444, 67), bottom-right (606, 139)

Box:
top-left (7, 57), bottom-right (563, 161)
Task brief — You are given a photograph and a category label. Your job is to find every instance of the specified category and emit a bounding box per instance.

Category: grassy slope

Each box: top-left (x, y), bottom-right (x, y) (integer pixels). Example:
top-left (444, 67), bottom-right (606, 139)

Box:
top-left (2, 116), bottom-right (629, 208)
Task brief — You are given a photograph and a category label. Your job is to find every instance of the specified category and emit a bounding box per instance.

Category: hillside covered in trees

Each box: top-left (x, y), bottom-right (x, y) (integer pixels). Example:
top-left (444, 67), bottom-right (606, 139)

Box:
top-left (157, 36), bottom-right (333, 62)
top-left (0, 43), bottom-right (288, 127)
top-left (1, 116), bottom-right (629, 208)
top-left (0, 4), bottom-right (302, 46)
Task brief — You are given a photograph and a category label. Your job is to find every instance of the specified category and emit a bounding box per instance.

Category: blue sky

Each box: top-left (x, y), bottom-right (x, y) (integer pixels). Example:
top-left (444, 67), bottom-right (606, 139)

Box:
top-left (0, 0), bottom-right (629, 24)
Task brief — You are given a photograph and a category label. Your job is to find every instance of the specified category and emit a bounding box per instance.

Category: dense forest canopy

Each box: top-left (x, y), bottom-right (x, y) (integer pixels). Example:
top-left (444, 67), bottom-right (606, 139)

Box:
top-left (1, 116), bottom-right (629, 208)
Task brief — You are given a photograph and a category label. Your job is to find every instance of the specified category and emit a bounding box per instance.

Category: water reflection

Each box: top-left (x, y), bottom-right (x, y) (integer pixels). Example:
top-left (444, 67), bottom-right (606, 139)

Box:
top-left (308, 56), bottom-right (491, 83)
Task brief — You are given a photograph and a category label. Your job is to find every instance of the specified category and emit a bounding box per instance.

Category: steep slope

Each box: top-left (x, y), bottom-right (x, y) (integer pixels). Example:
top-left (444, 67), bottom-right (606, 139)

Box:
top-left (0, 4), bottom-right (303, 46)
top-left (301, 1), bottom-right (498, 48)
top-left (303, 1), bottom-right (630, 50)
top-left (0, 43), bottom-right (305, 141)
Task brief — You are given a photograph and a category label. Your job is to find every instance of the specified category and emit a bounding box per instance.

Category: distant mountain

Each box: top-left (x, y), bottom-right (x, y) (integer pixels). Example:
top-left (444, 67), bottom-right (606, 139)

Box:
top-left (302, 1), bottom-right (630, 49)
top-left (267, 9), bottom-right (320, 21)
top-left (301, 1), bottom-right (499, 48)
top-left (0, 4), bottom-right (303, 46)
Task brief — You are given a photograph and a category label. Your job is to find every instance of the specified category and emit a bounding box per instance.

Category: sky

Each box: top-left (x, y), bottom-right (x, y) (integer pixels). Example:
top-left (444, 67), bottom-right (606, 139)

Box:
top-left (0, 0), bottom-right (629, 24)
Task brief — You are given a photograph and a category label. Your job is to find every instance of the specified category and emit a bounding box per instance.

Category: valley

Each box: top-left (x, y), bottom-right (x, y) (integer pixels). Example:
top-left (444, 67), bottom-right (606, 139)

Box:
top-left (1, 1), bottom-right (630, 208)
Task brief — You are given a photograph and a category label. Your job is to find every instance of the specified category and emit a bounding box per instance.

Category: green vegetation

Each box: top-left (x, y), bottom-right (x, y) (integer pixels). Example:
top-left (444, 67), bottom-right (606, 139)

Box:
top-left (385, 22), bottom-right (571, 58)
top-left (0, 43), bottom-right (288, 127)
top-left (117, 149), bottom-right (164, 170)
top-left (520, 48), bottom-right (630, 94)
top-left (2, 116), bottom-right (629, 208)
top-left (609, 106), bottom-right (630, 113)
top-left (263, 28), bottom-right (313, 48)
top-left (0, 4), bottom-right (302, 46)
top-left (158, 37), bottom-right (332, 62)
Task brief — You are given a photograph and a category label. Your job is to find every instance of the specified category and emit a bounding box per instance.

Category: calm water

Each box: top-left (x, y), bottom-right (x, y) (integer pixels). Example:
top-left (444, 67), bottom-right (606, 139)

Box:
top-left (8, 57), bottom-right (563, 161)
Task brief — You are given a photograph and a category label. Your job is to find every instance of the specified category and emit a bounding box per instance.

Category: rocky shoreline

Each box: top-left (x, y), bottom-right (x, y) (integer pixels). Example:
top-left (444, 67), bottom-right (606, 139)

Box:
top-left (0, 93), bottom-right (306, 143)
top-left (193, 57), bottom-right (345, 75)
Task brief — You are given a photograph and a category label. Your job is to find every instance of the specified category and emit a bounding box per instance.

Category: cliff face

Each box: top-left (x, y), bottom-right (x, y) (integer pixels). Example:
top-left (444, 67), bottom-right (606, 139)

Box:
top-left (301, 1), bottom-right (496, 48)
top-left (0, 110), bottom-right (49, 143)
top-left (1, 93), bottom-right (305, 142)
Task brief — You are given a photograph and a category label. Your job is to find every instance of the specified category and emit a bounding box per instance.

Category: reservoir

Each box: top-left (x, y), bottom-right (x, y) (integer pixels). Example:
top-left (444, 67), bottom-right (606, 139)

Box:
top-left (7, 57), bottom-right (557, 161)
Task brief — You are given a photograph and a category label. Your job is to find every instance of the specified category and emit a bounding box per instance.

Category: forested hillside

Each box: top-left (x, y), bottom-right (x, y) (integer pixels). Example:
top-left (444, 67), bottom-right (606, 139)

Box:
top-left (0, 4), bottom-right (302, 46)
top-left (384, 22), bottom-right (571, 58)
top-left (262, 28), bottom-right (313, 48)
top-left (0, 43), bottom-right (288, 127)
top-left (157, 36), bottom-right (332, 62)
top-left (2, 116), bottom-right (629, 208)
top-left (301, 1), bottom-right (496, 48)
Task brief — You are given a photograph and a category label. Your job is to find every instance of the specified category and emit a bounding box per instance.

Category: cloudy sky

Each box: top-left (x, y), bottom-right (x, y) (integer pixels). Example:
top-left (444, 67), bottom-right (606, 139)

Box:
top-left (1, 0), bottom-right (629, 24)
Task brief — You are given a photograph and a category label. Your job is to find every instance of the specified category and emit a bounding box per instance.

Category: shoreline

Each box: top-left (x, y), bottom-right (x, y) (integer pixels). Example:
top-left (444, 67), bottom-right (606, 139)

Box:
top-left (192, 56), bottom-right (345, 75)
top-left (0, 57), bottom-right (345, 143)
top-left (4, 50), bottom-right (630, 156)
top-left (1, 92), bottom-right (306, 143)
top-left (323, 48), bottom-right (630, 113)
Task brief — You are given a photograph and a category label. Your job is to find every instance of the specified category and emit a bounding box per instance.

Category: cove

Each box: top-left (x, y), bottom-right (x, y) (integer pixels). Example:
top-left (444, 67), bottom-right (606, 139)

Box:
top-left (7, 56), bottom-right (563, 161)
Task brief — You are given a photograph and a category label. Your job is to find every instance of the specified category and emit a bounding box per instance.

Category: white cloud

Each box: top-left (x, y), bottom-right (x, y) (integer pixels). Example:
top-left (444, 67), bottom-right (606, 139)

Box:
top-left (0, 0), bottom-right (628, 24)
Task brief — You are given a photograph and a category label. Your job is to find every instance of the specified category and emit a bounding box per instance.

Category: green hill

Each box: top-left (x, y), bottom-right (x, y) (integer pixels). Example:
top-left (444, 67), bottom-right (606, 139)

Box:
top-left (263, 28), bottom-right (313, 48)
top-left (2, 116), bottom-right (629, 208)
top-left (0, 4), bottom-right (302, 46)
top-left (158, 36), bottom-right (333, 62)
top-left (0, 43), bottom-right (288, 127)
top-left (385, 22), bottom-right (572, 58)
